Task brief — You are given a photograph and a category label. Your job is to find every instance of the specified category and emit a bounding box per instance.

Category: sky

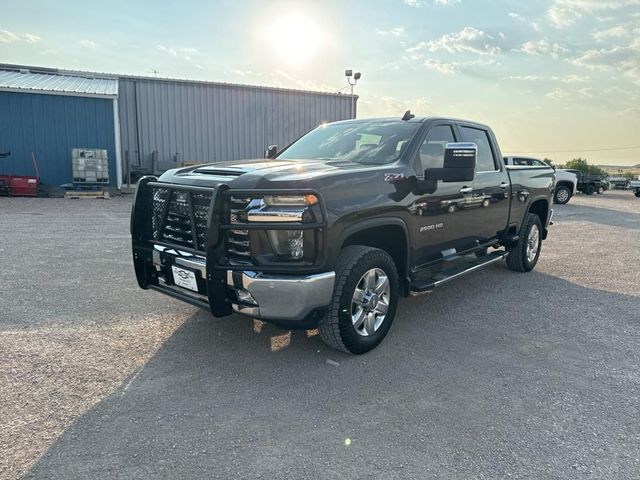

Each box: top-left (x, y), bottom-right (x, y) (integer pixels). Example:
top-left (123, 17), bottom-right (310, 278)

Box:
top-left (1, 0), bottom-right (639, 166)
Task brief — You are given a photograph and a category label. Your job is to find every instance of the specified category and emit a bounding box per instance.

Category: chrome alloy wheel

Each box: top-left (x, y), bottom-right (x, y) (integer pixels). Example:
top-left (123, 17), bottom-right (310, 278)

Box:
top-left (526, 224), bottom-right (541, 263)
top-left (556, 188), bottom-right (569, 203)
top-left (351, 268), bottom-right (390, 337)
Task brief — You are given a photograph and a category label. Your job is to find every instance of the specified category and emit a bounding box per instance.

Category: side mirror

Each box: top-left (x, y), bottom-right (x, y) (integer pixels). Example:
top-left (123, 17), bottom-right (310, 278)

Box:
top-left (425, 142), bottom-right (476, 182)
top-left (264, 145), bottom-right (278, 159)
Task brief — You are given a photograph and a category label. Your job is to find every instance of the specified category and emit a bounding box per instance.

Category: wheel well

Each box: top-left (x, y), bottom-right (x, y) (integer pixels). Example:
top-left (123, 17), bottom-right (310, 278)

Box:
top-left (555, 181), bottom-right (572, 191)
top-left (342, 225), bottom-right (409, 293)
top-left (527, 199), bottom-right (549, 236)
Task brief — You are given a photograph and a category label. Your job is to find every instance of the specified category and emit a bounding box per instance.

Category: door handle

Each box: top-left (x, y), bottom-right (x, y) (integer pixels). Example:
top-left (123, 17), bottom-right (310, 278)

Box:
top-left (459, 186), bottom-right (473, 194)
top-left (500, 182), bottom-right (508, 189)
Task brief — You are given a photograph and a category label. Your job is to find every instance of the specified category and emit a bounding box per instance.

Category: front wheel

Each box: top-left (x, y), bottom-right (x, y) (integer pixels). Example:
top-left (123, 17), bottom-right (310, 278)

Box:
top-left (585, 184), bottom-right (596, 195)
top-left (635, 191), bottom-right (640, 198)
top-left (318, 246), bottom-right (400, 354)
top-left (597, 186), bottom-right (605, 194)
top-left (554, 185), bottom-right (572, 204)
top-left (506, 213), bottom-right (542, 272)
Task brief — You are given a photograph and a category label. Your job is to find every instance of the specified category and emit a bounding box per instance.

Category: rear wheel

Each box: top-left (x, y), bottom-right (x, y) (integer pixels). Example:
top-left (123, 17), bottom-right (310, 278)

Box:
top-left (318, 246), bottom-right (400, 354)
top-left (585, 184), bottom-right (596, 195)
top-left (506, 213), bottom-right (542, 273)
top-left (635, 191), bottom-right (640, 198)
top-left (554, 185), bottom-right (571, 204)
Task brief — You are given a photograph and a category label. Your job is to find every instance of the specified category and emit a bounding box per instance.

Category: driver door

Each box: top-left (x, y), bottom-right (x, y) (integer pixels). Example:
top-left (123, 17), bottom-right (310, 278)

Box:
top-left (408, 123), bottom-right (479, 266)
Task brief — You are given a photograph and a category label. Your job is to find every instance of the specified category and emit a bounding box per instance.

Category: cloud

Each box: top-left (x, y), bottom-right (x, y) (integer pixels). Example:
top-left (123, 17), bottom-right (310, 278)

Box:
top-left (572, 37), bottom-right (640, 85)
top-left (408, 26), bottom-right (502, 56)
top-left (0, 30), bottom-right (40, 44)
top-left (79, 39), bottom-right (96, 48)
top-left (423, 59), bottom-right (459, 74)
top-left (563, 74), bottom-right (592, 83)
top-left (505, 74), bottom-right (590, 83)
top-left (509, 12), bottom-right (542, 31)
top-left (548, 0), bottom-right (640, 28)
top-left (157, 44), bottom-right (177, 56)
top-left (516, 40), bottom-right (569, 59)
top-left (157, 44), bottom-right (200, 63)
top-left (571, 44), bottom-right (640, 84)
top-left (231, 69), bottom-right (263, 77)
top-left (546, 86), bottom-right (596, 99)
top-left (592, 25), bottom-right (631, 41)
top-left (376, 27), bottom-right (405, 37)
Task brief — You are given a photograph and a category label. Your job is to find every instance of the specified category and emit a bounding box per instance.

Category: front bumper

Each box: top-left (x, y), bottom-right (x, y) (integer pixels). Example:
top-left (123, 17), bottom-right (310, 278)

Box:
top-left (227, 270), bottom-right (335, 321)
top-left (145, 244), bottom-right (335, 323)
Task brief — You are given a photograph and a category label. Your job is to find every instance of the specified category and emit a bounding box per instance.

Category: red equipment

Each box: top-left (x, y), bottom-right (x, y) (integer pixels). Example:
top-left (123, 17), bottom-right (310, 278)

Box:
top-left (0, 151), bottom-right (40, 197)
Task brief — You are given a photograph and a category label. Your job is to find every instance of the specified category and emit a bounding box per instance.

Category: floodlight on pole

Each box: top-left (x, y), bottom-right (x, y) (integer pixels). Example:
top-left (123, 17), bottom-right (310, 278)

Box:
top-left (345, 69), bottom-right (362, 95)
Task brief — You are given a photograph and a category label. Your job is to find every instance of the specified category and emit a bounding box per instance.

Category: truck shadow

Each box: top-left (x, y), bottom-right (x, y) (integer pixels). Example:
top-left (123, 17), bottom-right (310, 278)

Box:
top-left (25, 265), bottom-right (640, 479)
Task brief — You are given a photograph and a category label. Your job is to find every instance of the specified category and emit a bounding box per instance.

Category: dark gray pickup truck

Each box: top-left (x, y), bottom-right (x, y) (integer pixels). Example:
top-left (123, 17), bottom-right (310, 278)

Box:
top-left (131, 114), bottom-right (554, 354)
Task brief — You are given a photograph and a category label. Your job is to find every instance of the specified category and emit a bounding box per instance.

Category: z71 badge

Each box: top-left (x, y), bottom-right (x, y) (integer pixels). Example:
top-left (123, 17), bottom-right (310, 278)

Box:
top-left (384, 173), bottom-right (406, 183)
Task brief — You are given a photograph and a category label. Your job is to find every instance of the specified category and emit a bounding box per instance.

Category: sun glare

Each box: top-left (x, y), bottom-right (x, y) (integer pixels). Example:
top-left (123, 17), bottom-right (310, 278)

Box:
top-left (263, 12), bottom-right (325, 66)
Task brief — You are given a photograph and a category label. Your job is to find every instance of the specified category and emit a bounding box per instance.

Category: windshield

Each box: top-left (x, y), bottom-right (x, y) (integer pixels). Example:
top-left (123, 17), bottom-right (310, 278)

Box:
top-left (277, 120), bottom-right (420, 165)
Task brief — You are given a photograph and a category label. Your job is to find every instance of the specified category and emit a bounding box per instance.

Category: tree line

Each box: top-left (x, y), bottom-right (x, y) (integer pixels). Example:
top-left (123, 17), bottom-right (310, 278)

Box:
top-left (543, 157), bottom-right (609, 176)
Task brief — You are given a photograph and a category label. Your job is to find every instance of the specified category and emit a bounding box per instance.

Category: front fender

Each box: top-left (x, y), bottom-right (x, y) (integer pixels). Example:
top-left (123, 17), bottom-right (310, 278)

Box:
top-left (328, 216), bottom-right (412, 285)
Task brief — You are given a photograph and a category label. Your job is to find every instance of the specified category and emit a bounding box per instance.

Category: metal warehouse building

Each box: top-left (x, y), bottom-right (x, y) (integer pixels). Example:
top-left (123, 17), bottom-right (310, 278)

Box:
top-left (0, 64), bottom-right (357, 190)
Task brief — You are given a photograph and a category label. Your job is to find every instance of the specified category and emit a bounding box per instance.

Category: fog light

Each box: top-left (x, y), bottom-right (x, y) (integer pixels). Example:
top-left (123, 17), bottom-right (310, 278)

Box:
top-left (237, 289), bottom-right (257, 305)
top-left (267, 230), bottom-right (304, 259)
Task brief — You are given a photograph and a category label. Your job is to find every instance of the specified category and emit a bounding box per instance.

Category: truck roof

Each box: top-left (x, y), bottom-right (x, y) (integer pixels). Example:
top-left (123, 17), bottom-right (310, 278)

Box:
top-left (329, 116), bottom-right (491, 130)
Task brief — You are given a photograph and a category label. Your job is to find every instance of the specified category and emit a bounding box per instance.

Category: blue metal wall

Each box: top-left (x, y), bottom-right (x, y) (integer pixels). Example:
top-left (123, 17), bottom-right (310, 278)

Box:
top-left (0, 91), bottom-right (116, 186)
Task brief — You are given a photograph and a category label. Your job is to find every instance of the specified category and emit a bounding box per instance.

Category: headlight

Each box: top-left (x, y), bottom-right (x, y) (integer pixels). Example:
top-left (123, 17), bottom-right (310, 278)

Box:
top-left (263, 194), bottom-right (318, 207)
top-left (247, 195), bottom-right (318, 223)
top-left (267, 230), bottom-right (304, 259)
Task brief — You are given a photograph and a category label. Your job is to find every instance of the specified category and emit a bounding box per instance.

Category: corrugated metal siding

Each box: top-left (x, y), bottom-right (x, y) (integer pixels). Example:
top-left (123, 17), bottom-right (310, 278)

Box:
top-left (118, 78), bottom-right (356, 169)
top-left (0, 91), bottom-right (116, 186)
top-left (0, 70), bottom-right (118, 97)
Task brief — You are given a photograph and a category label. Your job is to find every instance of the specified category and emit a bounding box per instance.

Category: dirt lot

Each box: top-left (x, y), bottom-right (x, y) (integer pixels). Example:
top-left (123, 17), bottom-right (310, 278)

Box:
top-left (1, 190), bottom-right (639, 479)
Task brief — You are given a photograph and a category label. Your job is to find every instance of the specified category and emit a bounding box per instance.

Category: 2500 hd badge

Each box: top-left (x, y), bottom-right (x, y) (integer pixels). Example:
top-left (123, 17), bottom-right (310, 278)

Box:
top-left (131, 113), bottom-right (553, 354)
top-left (420, 223), bottom-right (444, 233)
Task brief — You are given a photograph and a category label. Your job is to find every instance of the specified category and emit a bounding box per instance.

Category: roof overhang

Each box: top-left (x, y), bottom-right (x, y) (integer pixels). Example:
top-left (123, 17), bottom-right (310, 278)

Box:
top-left (0, 70), bottom-right (118, 98)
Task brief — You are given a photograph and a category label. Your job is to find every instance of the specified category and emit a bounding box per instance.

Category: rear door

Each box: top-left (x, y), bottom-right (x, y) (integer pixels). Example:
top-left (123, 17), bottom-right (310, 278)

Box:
top-left (457, 124), bottom-right (511, 245)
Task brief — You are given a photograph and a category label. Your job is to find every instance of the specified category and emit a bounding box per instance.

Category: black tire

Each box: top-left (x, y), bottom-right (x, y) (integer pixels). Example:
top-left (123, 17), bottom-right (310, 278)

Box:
top-left (597, 186), bottom-right (605, 194)
top-left (553, 185), bottom-right (572, 205)
top-left (318, 246), bottom-right (400, 354)
top-left (635, 191), bottom-right (640, 198)
top-left (585, 184), bottom-right (596, 195)
top-left (506, 213), bottom-right (542, 273)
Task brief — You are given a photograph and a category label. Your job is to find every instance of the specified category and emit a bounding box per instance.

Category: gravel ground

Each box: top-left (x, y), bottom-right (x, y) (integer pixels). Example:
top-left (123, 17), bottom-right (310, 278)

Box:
top-left (1, 190), bottom-right (639, 479)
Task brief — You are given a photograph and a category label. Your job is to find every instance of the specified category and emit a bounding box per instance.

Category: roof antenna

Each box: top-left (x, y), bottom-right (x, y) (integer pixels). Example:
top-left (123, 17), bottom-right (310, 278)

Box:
top-left (402, 110), bottom-right (415, 121)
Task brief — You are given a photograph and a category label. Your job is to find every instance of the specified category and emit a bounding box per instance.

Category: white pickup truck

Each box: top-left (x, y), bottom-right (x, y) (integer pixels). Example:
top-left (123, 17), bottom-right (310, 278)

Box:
top-left (630, 179), bottom-right (640, 198)
top-left (504, 156), bottom-right (577, 204)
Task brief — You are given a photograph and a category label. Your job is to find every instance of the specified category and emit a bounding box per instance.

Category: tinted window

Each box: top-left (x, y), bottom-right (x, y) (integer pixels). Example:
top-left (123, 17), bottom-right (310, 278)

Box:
top-left (278, 120), bottom-right (420, 165)
top-left (416, 125), bottom-right (455, 173)
top-left (511, 157), bottom-right (545, 166)
top-left (459, 126), bottom-right (497, 172)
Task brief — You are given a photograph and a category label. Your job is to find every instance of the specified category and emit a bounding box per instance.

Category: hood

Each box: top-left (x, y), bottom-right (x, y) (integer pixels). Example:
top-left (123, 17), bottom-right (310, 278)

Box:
top-left (156, 158), bottom-right (394, 191)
